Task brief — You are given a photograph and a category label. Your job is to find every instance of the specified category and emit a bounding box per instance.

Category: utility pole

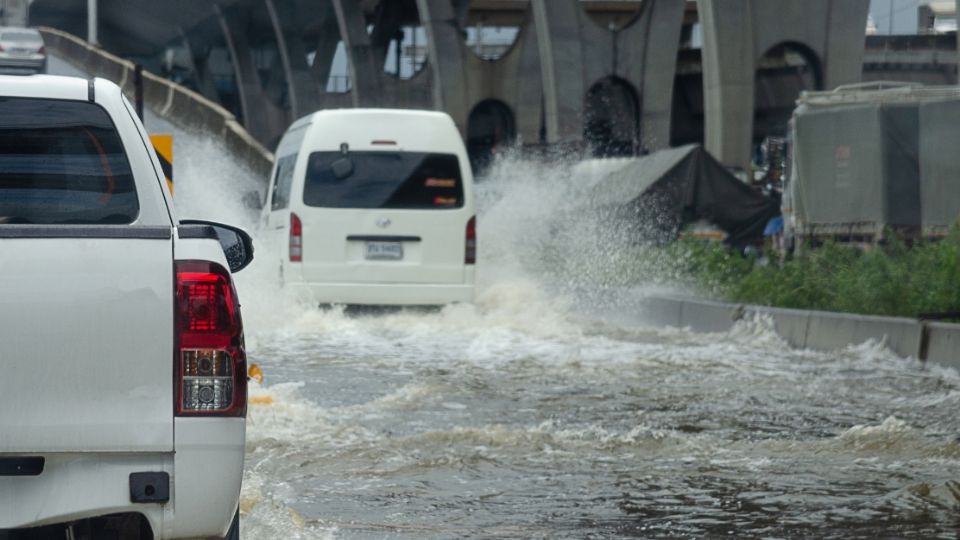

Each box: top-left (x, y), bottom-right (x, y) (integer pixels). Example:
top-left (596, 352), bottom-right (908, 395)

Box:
top-left (88, 0), bottom-right (98, 45)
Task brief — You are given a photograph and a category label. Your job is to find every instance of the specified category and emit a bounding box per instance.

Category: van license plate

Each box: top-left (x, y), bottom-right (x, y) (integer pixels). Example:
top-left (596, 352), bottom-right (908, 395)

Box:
top-left (365, 241), bottom-right (403, 260)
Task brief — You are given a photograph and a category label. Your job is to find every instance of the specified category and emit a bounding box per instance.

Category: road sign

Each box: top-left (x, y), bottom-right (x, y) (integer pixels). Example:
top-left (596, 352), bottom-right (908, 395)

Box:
top-left (150, 134), bottom-right (173, 195)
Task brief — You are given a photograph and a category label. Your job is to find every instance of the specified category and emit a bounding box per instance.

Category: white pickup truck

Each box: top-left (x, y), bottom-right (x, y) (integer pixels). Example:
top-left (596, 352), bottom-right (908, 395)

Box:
top-left (0, 75), bottom-right (252, 539)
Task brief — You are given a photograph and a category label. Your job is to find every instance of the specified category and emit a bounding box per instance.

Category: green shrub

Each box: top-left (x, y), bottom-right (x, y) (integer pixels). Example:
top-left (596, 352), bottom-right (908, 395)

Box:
top-left (671, 229), bottom-right (960, 318)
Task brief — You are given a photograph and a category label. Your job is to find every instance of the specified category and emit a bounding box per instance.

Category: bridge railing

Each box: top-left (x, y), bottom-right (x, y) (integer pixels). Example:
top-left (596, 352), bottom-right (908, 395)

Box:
top-left (38, 26), bottom-right (275, 184)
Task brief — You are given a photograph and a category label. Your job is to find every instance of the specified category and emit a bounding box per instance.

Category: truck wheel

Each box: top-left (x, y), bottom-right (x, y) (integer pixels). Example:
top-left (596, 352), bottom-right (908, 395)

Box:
top-left (220, 510), bottom-right (240, 540)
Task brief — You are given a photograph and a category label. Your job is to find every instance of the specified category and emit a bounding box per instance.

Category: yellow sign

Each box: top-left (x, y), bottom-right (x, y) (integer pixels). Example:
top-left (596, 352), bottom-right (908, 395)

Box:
top-left (150, 134), bottom-right (174, 195)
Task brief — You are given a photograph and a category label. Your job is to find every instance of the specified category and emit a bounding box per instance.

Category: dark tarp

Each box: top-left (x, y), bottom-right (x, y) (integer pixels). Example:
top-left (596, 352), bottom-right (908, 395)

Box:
top-left (589, 145), bottom-right (780, 247)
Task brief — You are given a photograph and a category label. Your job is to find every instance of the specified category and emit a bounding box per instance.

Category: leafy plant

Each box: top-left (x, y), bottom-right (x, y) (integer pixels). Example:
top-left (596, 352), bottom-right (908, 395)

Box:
top-left (667, 227), bottom-right (960, 318)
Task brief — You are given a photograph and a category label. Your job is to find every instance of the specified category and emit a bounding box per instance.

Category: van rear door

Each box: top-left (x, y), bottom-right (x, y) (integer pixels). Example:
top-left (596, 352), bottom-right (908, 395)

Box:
top-left (0, 97), bottom-right (173, 453)
top-left (298, 151), bottom-right (471, 285)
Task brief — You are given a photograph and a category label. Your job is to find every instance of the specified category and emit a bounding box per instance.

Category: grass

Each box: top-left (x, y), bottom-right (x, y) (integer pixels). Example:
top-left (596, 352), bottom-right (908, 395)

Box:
top-left (670, 228), bottom-right (960, 319)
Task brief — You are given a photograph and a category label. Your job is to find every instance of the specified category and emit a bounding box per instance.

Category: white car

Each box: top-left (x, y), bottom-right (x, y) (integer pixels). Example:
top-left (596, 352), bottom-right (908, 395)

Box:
top-left (0, 75), bottom-right (251, 539)
top-left (0, 27), bottom-right (46, 74)
top-left (262, 109), bottom-right (476, 306)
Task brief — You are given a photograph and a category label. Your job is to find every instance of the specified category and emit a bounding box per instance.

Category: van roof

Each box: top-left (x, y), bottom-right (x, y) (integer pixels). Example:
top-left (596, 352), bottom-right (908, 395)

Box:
top-left (290, 108), bottom-right (454, 130)
top-left (290, 108), bottom-right (468, 157)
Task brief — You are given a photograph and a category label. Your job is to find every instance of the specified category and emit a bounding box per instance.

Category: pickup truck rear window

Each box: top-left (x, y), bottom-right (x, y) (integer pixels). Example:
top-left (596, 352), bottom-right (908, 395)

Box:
top-left (303, 151), bottom-right (464, 210)
top-left (0, 98), bottom-right (139, 225)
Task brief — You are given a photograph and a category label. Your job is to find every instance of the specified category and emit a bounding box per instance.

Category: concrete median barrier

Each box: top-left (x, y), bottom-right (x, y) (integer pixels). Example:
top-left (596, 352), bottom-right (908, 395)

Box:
top-left (636, 295), bottom-right (684, 327)
top-left (38, 27), bottom-right (274, 182)
top-left (923, 323), bottom-right (960, 370)
top-left (746, 306), bottom-right (811, 349)
top-left (678, 299), bottom-right (740, 333)
top-left (801, 310), bottom-right (923, 359)
top-left (639, 294), bottom-right (957, 369)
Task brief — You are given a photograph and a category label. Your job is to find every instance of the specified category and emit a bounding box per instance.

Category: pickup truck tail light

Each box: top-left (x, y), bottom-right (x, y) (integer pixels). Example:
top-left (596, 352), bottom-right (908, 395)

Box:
top-left (465, 216), bottom-right (476, 265)
top-left (175, 261), bottom-right (247, 417)
top-left (290, 212), bottom-right (302, 262)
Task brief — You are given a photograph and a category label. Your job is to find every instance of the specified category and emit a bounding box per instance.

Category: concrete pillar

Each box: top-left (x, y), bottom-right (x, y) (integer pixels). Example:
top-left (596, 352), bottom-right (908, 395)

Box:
top-left (633, 0), bottom-right (685, 151)
top-left (311, 5), bottom-right (341, 93)
top-left (214, 3), bottom-right (285, 145)
top-left (416, 0), bottom-right (469, 124)
top-left (531, 0), bottom-right (586, 145)
top-left (264, 0), bottom-right (321, 120)
top-left (957, 0), bottom-right (960, 82)
top-left (697, 0), bottom-right (755, 172)
top-left (332, 0), bottom-right (385, 107)
top-left (452, 0), bottom-right (470, 28)
top-left (510, 20), bottom-right (546, 144)
top-left (368, 1), bottom-right (403, 69)
top-left (87, 0), bottom-right (97, 45)
top-left (179, 28), bottom-right (219, 101)
top-left (697, 0), bottom-right (869, 172)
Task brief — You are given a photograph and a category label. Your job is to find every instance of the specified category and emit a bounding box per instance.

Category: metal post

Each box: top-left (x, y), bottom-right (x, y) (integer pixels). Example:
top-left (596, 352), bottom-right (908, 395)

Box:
top-left (475, 21), bottom-right (483, 56)
top-left (134, 64), bottom-right (144, 122)
top-left (88, 0), bottom-right (98, 45)
top-left (411, 25), bottom-right (417, 72)
top-left (395, 29), bottom-right (403, 76)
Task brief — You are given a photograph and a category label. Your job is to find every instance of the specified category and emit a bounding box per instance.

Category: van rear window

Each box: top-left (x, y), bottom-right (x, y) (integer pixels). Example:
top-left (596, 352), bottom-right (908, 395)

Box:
top-left (303, 152), bottom-right (464, 210)
top-left (0, 98), bottom-right (139, 225)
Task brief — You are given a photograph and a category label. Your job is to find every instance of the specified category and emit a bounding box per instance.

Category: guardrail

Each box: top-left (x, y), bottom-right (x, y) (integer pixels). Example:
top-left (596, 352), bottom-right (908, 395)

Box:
top-left (637, 295), bottom-right (960, 370)
top-left (38, 27), bottom-right (275, 183)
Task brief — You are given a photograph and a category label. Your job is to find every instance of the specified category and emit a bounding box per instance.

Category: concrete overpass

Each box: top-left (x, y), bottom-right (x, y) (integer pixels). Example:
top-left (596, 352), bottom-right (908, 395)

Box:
top-left (30, 0), bottom-right (880, 172)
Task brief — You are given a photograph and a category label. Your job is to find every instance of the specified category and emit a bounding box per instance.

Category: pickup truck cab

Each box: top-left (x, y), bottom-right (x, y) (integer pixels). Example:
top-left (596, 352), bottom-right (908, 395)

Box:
top-left (0, 75), bottom-right (251, 539)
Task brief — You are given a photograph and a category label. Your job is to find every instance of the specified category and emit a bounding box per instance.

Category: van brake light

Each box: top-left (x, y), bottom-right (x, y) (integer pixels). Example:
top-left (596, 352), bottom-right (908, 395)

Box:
top-left (175, 261), bottom-right (247, 417)
top-left (465, 216), bottom-right (476, 265)
top-left (290, 212), bottom-right (303, 262)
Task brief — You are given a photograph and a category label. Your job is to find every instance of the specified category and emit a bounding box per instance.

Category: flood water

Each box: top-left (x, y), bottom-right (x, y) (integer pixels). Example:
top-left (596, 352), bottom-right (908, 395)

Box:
top-left (50, 55), bottom-right (960, 539)
top-left (232, 157), bottom-right (960, 539)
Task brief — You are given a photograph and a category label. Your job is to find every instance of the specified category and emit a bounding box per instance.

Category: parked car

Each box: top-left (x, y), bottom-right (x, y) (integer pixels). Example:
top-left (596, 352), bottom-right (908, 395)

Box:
top-left (0, 27), bottom-right (46, 74)
top-left (0, 75), bottom-right (252, 539)
top-left (261, 109), bottom-right (476, 306)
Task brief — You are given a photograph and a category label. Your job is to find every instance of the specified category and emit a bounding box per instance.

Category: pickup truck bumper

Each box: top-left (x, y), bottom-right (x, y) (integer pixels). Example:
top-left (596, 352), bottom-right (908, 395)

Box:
top-left (0, 418), bottom-right (244, 539)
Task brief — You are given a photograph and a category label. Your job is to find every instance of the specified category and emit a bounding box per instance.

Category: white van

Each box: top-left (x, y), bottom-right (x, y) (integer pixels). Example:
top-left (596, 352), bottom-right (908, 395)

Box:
top-left (262, 109), bottom-right (476, 306)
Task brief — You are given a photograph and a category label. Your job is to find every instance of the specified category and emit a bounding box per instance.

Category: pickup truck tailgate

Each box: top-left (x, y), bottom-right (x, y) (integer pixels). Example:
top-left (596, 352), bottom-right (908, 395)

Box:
top-left (0, 230), bottom-right (174, 452)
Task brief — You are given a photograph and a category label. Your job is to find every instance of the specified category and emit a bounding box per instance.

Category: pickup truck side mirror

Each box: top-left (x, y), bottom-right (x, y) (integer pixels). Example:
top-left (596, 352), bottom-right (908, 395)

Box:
top-left (179, 220), bottom-right (255, 273)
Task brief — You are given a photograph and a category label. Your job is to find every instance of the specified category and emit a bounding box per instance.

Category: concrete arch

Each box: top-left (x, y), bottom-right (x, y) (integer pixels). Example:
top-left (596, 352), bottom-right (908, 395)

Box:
top-left (458, 1), bottom-right (526, 64)
top-left (584, 76), bottom-right (639, 157)
top-left (754, 41), bottom-right (824, 145)
top-left (418, 0), bottom-right (543, 147)
top-left (332, 0), bottom-right (433, 109)
top-left (760, 41), bottom-right (824, 90)
top-left (697, 0), bottom-right (871, 171)
top-left (577, 0), bottom-right (644, 33)
top-left (467, 99), bottom-right (516, 170)
top-left (532, 0), bottom-right (685, 151)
